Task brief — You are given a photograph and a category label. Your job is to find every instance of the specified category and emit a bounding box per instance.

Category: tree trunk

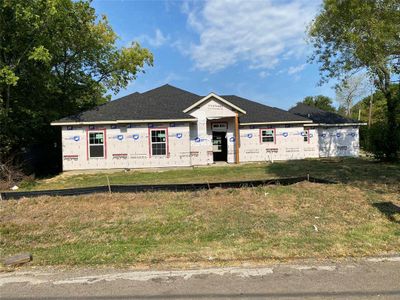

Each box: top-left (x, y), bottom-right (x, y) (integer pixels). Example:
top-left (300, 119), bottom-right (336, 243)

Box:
top-left (368, 94), bottom-right (373, 128)
top-left (5, 84), bottom-right (10, 116)
top-left (384, 85), bottom-right (399, 160)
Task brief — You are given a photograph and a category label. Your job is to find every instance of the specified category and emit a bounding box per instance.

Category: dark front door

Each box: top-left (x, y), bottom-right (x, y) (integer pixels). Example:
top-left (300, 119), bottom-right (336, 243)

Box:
top-left (212, 132), bottom-right (227, 162)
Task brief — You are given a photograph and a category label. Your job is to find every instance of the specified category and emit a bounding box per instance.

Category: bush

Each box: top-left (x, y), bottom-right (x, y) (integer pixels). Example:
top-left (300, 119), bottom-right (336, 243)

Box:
top-left (0, 163), bottom-right (24, 190)
top-left (361, 122), bottom-right (400, 160)
top-left (0, 155), bottom-right (29, 190)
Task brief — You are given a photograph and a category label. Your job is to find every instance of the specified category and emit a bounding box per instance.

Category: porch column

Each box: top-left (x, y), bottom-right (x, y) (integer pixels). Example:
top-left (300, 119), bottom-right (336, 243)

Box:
top-left (235, 112), bottom-right (240, 164)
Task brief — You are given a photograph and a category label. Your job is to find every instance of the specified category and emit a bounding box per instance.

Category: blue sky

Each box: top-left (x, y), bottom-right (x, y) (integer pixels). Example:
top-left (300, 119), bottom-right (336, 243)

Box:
top-left (92, 0), bottom-right (337, 110)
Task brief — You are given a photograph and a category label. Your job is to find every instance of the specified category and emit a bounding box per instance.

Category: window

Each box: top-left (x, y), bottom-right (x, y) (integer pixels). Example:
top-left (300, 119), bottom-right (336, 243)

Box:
top-left (261, 129), bottom-right (274, 143)
top-left (303, 130), bottom-right (309, 142)
top-left (89, 132), bottom-right (104, 158)
top-left (151, 129), bottom-right (167, 156)
top-left (212, 123), bottom-right (227, 131)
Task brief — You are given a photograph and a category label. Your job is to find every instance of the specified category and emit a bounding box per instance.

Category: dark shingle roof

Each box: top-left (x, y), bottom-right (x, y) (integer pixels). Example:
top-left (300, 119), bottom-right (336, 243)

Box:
top-left (53, 85), bottom-right (311, 124)
top-left (222, 95), bottom-right (311, 123)
top-left (289, 103), bottom-right (362, 124)
top-left (54, 85), bottom-right (202, 123)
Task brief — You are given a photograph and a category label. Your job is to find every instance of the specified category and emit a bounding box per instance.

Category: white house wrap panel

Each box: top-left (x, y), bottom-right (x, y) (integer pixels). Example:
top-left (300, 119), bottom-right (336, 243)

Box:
top-left (318, 127), bottom-right (360, 157)
top-left (239, 126), bottom-right (319, 162)
top-left (53, 85), bottom-right (364, 171)
top-left (62, 123), bottom-right (192, 170)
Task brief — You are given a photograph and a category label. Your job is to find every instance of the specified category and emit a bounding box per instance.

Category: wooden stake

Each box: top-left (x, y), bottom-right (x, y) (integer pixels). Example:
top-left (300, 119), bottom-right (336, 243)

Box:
top-left (235, 113), bottom-right (240, 164)
top-left (106, 175), bottom-right (111, 194)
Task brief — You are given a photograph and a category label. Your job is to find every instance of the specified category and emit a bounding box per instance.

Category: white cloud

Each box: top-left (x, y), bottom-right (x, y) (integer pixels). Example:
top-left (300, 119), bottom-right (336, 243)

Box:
top-left (182, 0), bottom-right (319, 72)
top-left (135, 29), bottom-right (168, 48)
top-left (259, 71), bottom-right (270, 78)
top-left (287, 63), bottom-right (307, 75)
top-left (181, 1), bottom-right (205, 32)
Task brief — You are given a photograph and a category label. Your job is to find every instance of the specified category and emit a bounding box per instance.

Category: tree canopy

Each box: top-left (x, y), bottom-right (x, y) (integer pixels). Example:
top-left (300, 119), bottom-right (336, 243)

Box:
top-left (309, 0), bottom-right (400, 160)
top-left (299, 95), bottom-right (336, 112)
top-left (335, 74), bottom-right (369, 116)
top-left (0, 0), bottom-right (153, 173)
top-left (351, 84), bottom-right (399, 124)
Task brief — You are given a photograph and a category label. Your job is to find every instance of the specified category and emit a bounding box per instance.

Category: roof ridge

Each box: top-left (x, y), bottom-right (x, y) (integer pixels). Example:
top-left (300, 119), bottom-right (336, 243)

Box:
top-left (142, 84), bottom-right (201, 97)
top-left (292, 102), bottom-right (327, 113)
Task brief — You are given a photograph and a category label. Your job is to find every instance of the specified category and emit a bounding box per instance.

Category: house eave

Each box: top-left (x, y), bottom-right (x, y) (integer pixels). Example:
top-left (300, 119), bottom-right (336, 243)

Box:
top-left (51, 118), bottom-right (198, 126)
top-left (304, 122), bottom-right (367, 127)
top-left (240, 120), bottom-right (313, 126)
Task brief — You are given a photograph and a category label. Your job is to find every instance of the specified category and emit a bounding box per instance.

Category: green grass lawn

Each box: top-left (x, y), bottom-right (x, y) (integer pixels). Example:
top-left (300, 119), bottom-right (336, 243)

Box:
top-left (18, 157), bottom-right (400, 191)
top-left (1, 181), bottom-right (399, 267)
top-left (2, 157), bottom-right (399, 268)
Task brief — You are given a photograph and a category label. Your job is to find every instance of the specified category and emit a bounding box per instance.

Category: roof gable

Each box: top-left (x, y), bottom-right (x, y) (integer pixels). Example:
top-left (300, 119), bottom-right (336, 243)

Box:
top-left (183, 93), bottom-right (246, 114)
top-left (188, 97), bottom-right (239, 119)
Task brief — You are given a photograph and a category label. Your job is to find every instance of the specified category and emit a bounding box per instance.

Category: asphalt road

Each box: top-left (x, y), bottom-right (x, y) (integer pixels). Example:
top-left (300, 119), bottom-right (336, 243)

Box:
top-left (1, 257), bottom-right (399, 300)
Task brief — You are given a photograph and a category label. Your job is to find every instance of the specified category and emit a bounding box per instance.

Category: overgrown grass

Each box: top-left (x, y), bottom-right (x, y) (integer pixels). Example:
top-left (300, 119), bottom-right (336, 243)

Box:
top-left (1, 181), bottom-right (399, 267)
top-left (17, 157), bottom-right (400, 191)
top-left (2, 158), bottom-right (398, 267)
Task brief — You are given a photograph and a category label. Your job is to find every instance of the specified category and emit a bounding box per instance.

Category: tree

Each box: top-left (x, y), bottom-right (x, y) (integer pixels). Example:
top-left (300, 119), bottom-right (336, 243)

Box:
top-left (351, 84), bottom-right (399, 124)
top-left (350, 85), bottom-right (400, 158)
top-left (300, 95), bottom-right (336, 112)
top-left (309, 0), bottom-right (400, 160)
top-left (0, 0), bottom-right (153, 174)
top-left (335, 74), bottom-right (369, 116)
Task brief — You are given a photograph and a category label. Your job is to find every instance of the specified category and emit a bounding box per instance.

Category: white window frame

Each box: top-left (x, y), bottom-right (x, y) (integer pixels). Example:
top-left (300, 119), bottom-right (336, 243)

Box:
top-left (88, 131), bottom-right (105, 158)
top-left (150, 129), bottom-right (168, 156)
top-left (303, 129), bottom-right (309, 143)
top-left (261, 129), bottom-right (275, 143)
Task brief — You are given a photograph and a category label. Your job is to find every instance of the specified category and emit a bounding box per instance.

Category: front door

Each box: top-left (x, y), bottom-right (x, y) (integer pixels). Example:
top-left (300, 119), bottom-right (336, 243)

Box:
top-left (212, 132), bottom-right (227, 162)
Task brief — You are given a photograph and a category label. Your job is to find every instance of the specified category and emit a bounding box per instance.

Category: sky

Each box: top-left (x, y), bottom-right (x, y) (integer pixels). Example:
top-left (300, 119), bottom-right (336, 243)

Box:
top-left (92, 0), bottom-right (338, 110)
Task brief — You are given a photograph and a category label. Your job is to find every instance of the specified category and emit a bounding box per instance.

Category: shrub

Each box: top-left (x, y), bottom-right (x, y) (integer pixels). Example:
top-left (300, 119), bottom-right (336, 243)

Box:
top-left (362, 122), bottom-right (400, 160)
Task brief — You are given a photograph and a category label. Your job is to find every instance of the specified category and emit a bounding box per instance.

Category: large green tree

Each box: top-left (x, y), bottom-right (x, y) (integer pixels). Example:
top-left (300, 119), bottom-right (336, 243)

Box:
top-left (309, 0), bottom-right (400, 160)
top-left (351, 84), bottom-right (399, 124)
top-left (0, 0), bottom-right (153, 172)
top-left (300, 95), bottom-right (336, 112)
